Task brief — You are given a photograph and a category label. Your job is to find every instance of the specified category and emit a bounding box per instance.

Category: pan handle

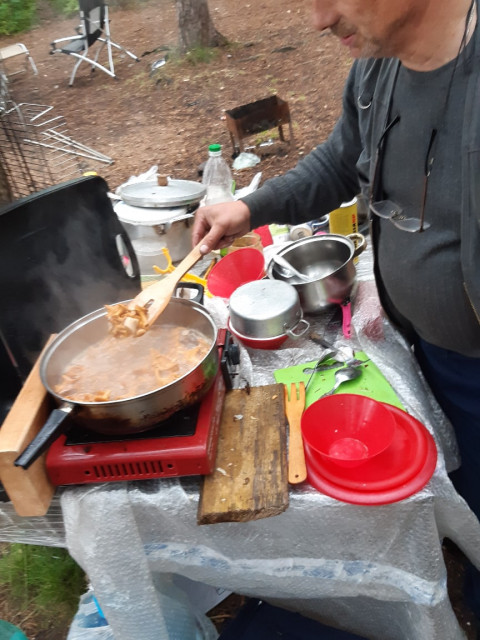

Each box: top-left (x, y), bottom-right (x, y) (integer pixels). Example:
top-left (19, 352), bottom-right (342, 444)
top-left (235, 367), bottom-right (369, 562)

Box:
top-left (174, 282), bottom-right (204, 304)
top-left (14, 404), bottom-right (73, 470)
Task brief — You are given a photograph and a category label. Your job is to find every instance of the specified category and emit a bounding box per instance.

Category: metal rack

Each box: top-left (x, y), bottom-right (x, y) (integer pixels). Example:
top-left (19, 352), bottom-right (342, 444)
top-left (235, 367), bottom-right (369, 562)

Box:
top-left (0, 66), bottom-right (113, 201)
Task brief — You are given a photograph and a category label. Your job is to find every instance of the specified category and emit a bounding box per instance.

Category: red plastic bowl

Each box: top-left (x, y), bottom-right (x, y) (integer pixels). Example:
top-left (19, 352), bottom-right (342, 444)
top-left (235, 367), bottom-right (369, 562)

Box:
top-left (207, 247), bottom-right (265, 298)
top-left (228, 320), bottom-right (288, 350)
top-left (301, 394), bottom-right (396, 468)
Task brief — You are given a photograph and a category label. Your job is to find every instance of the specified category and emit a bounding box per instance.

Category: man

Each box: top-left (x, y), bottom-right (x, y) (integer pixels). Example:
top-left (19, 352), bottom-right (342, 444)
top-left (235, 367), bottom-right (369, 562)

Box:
top-left (193, 0), bottom-right (480, 621)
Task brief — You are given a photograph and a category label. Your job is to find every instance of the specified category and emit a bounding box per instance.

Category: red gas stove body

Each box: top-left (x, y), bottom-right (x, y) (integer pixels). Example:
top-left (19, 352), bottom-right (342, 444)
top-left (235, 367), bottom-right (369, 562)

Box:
top-left (46, 329), bottom-right (238, 486)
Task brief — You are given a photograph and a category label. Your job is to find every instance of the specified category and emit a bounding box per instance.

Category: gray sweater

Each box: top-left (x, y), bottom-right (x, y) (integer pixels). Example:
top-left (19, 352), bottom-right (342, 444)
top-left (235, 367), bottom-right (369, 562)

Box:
top-left (242, 19), bottom-right (480, 357)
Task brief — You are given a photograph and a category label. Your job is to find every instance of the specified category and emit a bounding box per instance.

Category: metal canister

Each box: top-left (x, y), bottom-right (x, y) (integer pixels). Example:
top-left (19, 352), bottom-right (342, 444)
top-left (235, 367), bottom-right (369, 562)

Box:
top-left (289, 223), bottom-right (313, 241)
top-left (328, 197), bottom-right (358, 236)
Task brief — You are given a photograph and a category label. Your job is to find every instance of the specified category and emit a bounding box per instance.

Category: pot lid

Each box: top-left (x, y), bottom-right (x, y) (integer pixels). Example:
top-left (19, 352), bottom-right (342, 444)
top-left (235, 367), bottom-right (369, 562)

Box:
top-left (114, 200), bottom-right (189, 225)
top-left (229, 280), bottom-right (299, 320)
top-left (120, 179), bottom-right (206, 208)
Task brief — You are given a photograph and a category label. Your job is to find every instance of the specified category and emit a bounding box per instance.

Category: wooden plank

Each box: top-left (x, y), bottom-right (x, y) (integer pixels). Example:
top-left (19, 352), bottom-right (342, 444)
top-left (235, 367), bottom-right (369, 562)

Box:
top-left (0, 337), bottom-right (56, 516)
top-left (198, 383), bottom-right (288, 524)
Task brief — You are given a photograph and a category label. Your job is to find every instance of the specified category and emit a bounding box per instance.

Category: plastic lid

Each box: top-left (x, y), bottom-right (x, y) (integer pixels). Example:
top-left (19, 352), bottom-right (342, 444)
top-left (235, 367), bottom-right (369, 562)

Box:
top-left (208, 143), bottom-right (222, 153)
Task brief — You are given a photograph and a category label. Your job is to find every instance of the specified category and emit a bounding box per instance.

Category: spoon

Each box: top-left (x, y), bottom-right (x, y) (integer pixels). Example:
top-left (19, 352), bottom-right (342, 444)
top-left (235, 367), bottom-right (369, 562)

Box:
top-left (309, 332), bottom-right (356, 365)
top-left (317, 366), bottom-right (362, 398)
top-left (271, 254), bottom-right (310, 282)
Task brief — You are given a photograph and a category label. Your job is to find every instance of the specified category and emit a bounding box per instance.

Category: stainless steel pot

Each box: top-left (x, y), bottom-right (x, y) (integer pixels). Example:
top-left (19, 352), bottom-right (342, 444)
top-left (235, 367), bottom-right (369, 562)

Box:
top-left (115, 179), bottom-right (207, 267)
top-left (14, 297), bottom-right (218, 469)
top-left (266, 233), bottom-right (366, 313)
top-left (114, 200), bottom-right (194, 264)
top-left (229, 280), bottom-right (309, 339)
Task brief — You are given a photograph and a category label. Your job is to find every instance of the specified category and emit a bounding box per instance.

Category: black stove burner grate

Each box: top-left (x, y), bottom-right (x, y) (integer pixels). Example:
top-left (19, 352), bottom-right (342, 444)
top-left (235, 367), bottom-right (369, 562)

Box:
top-left (65, 403), bottom-right (199, 445)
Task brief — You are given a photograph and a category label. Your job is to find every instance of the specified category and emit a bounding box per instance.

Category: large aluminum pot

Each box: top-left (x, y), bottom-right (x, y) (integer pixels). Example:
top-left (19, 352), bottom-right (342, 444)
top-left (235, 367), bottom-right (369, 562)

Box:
top-left (15, 297), bottom-right (218, 469)
top-left (267, 233), bottom-right (366, 313)
top-left (114, 201), bottom-right (194, 265)
top-left (114, 179), bottom-right (207, 268)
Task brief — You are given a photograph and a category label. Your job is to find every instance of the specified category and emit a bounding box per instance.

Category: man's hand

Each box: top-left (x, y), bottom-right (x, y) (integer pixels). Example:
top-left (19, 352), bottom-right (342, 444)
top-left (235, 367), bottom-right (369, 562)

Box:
top-left (192, 200), bottom-right (252, 254)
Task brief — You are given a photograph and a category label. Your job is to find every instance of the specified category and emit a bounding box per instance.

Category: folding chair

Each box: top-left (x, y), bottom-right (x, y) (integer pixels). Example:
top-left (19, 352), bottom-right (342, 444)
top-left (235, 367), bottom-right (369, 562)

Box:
top-left (0, 43), bottom-right (38, 77)
top-left (50, 0), bottom-right (139, 86)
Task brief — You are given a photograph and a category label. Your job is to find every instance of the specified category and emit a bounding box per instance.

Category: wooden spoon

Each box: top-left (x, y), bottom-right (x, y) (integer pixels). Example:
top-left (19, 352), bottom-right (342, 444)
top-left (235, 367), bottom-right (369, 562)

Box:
top-left (125, 242), bottom-right (204, 334)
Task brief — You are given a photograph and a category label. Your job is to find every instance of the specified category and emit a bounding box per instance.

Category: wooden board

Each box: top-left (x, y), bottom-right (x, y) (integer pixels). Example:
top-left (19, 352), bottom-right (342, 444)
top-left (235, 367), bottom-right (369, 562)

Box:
top-left (198, 383), bottom-right (289, 524)
top-left (0, 337), bottom-right (56, 516)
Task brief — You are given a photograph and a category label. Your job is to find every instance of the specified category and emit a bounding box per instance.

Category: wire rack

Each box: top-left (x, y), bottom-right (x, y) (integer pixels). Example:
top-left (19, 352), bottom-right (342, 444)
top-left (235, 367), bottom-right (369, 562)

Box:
top-left (0, 66), bottom-right (113, 201)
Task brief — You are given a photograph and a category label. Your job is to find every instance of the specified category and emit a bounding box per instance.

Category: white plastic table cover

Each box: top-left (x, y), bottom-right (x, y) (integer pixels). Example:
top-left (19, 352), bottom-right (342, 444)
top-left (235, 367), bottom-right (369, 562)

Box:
top-left (2, 245), bottom-right (480, 640)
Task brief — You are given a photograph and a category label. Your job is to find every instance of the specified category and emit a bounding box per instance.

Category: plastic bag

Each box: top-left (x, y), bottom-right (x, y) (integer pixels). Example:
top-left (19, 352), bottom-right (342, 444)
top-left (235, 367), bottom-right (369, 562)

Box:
top-left (67, 589), bottom-right (114, 640)
top-left (232, 152), bottom-right (261, 170)
top-left (114, 165), bottom-right (159, 195)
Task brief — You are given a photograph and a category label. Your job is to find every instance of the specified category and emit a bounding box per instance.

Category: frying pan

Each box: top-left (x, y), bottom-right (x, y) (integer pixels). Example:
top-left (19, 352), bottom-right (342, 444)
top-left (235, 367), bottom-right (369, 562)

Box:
top-left (14, 294), bottom-right (218, 469)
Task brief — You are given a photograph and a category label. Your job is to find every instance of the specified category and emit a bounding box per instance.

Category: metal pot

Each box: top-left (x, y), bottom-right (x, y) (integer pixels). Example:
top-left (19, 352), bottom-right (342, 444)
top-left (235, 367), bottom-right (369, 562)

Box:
top-left (14, 296), bottom-right (218, 469)
top-left (114, 200), bottom-right (194, 264)
top-left (229, 280), bottom-right (309, 340)
top-left (266, 233), bottom-right (366, 314)
top-left (115, 179), bottom-right (207, 267)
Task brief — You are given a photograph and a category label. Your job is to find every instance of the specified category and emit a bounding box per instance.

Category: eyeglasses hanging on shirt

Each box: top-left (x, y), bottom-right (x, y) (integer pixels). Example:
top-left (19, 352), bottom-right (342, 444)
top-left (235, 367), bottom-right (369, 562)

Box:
top-left (368, 0), bottom-right (476, 233)
top-left (369, 116), bottom-right (435, 233)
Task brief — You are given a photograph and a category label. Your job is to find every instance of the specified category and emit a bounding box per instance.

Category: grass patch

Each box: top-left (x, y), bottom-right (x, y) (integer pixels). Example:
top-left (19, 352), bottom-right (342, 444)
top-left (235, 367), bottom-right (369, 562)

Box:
top-left (0, 543), bottom-right (86, 626)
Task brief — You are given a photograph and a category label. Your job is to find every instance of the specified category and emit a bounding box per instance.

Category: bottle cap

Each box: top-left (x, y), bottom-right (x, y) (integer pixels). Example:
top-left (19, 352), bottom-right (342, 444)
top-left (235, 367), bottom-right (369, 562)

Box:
top-left (208, 143), bottom-right (222, 153)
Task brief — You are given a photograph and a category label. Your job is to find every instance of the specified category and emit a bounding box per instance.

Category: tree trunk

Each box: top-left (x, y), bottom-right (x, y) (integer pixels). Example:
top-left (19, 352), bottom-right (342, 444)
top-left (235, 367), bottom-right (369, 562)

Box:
top-left (175, 0), bottom-right (228, 53)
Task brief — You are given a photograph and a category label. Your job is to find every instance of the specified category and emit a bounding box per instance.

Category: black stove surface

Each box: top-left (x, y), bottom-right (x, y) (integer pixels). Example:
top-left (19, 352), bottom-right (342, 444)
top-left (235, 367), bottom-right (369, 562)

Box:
top-left (64, 403), bottom-right (200, 446)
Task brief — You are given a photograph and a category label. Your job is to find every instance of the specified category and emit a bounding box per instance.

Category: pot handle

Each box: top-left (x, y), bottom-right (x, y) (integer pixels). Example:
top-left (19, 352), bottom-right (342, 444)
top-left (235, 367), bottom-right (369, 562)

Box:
top-left (154, 212), bottom-right (195, 233)
top-left (174, 282), bottom-right (204, 304)
top-left (347, 232), bottom-right (367, 258)
top-left (14, 404), bottom-right (73, 470)
top-left (342, 298), bottom-right (352, 339)
top-left (285, 317), bottom-right (310, 340)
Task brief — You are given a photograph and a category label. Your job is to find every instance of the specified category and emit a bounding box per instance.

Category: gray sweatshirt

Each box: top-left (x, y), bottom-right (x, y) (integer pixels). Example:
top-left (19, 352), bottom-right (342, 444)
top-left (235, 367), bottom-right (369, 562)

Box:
top-left (242, 27), bottom-right (480, 357)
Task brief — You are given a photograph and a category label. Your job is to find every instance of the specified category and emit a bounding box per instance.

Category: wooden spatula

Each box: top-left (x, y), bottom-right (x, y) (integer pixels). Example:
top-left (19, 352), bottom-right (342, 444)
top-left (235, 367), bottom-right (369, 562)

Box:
top-left (284, 382), bottom-right (307, 484)
top-left (125, 242), bottom-right (204, 333)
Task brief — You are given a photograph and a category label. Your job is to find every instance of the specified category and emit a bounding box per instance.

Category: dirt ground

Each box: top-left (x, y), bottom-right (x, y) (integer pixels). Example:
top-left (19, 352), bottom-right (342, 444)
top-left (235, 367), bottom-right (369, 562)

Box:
top-left (0, 0), bottom-right (350, 194)
top-left (0, 1), bottom-right (477, 638)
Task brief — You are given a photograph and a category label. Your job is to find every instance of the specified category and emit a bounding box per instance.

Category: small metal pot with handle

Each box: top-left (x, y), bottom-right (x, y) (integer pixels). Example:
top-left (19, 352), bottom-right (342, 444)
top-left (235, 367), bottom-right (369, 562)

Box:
top-left (228, 280), bottom-right (310, 340)
top-left (267, 233), bottom-right (366, 313)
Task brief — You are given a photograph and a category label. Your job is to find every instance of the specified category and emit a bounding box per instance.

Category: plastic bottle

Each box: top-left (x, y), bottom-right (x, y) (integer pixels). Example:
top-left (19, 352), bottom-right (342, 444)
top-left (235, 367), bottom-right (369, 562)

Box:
top-left (202, 144), bottom-right (234, 205)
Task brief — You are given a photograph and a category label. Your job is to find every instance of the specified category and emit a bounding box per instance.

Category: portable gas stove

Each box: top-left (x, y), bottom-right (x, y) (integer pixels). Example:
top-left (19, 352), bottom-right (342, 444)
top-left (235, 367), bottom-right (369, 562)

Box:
top-left (45, 329), bottom-right (239, 486)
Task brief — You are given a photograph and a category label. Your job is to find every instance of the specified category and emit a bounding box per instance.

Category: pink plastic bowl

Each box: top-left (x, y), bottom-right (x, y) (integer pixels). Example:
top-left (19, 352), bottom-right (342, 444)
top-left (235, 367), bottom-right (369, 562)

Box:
top-left (301, 394), bottom-right (396, 468)
top-left (207, 247), bottom-right (265, 298)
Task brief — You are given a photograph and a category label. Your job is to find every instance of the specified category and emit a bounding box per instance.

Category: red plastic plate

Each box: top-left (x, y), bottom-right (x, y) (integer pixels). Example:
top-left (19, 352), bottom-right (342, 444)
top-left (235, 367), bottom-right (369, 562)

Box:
top-left (305, 405), bottom-right (438, 505)
top-left (305, 405), bottom-right (429, 492)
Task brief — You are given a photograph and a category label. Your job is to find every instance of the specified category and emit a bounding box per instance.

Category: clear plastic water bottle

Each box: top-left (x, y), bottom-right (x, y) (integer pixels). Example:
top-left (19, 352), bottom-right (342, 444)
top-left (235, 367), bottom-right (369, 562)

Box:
top-left (202, 144), bottom-right (234, 205)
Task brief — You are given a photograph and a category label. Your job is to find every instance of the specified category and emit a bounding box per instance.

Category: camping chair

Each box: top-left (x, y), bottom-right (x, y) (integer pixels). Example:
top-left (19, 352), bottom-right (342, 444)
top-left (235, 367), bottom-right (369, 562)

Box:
top-left (50, 0), bottom-right (139, 86)
top-left (0, 43), bottom-right (38, 78)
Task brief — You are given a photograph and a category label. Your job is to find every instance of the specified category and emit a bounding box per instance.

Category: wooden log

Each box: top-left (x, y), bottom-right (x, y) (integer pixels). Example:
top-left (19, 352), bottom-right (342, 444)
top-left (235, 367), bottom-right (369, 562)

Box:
top-left (0, 337), bottom-right (56, 516)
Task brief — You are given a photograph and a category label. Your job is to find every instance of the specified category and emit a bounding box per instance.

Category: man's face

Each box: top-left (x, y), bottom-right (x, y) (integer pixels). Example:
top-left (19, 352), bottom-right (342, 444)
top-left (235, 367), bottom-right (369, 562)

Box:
top-left (311, 0), bottom-right (422, 59)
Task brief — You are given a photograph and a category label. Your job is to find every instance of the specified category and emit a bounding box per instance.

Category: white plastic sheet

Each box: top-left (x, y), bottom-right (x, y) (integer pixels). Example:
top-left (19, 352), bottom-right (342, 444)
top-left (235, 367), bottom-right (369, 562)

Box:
top-left (2, 242), bottom-right (480, 640)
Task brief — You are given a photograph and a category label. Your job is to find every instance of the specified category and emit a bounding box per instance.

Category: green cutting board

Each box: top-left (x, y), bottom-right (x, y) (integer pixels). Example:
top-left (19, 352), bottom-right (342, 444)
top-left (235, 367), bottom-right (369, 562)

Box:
top-left (274, 352), bottom-right (404, 410)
